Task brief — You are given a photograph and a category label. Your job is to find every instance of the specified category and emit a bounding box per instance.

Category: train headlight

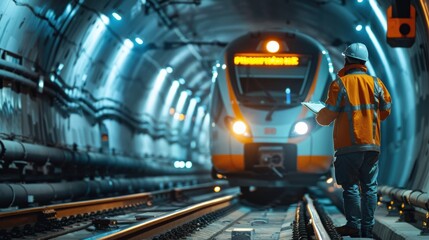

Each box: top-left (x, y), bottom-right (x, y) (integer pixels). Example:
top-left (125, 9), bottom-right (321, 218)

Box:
top-left (232, 121), bottom-right (247, 135)
top-left (293, 121), bottom-right (309, 135)
top-left (290, 118), bottom-right (318, 137)
top-left (224, 116), bottom-right (252, 138)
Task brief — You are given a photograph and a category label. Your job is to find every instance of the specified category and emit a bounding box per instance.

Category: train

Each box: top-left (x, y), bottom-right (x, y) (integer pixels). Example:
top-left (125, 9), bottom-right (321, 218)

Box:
top-left (209, 31), bottom-right (335, 190)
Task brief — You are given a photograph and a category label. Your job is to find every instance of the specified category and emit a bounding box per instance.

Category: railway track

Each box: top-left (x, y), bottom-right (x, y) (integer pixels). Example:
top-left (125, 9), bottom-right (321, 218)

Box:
top-left (0, 182), bottom-right (234, 240)
top-left (0, 185), bottom-right (344, 240)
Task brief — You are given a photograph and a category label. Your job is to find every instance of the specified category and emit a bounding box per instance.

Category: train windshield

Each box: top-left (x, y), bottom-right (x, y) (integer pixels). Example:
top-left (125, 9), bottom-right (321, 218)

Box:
top-left (232, 54), bottom-right (312, 107)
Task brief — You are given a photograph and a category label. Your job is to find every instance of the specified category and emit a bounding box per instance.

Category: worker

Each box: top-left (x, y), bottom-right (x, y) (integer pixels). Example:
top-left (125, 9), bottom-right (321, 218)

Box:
top-left (316, 43), bottom-right (392, 238)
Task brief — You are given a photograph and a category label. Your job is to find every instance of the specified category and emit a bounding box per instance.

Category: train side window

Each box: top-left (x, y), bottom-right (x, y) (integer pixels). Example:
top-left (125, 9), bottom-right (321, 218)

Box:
top-left (209, 82), bottom-right (222, 123)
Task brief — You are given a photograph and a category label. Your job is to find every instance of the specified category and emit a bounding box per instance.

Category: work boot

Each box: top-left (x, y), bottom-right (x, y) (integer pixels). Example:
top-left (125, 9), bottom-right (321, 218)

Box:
top-left (361, 227), bottom-right (374, 238)
top-left (336, 225), bottom-right (361, 237)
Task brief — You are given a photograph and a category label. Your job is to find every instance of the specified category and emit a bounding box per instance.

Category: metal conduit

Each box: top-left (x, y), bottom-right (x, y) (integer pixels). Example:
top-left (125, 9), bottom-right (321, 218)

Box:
top-left (0, 139), bottom-right (207, 175)
top-left (379, 185), bottom-right (429, 210)
top-left (0, 175), bottom-right (210, 208)
top-left (0, 60), bottom-right (192, 147)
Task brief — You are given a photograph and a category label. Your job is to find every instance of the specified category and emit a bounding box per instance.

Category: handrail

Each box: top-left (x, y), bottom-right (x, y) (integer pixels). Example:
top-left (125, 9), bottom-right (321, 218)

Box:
top-left (379, 185), bottom-right (429, 210)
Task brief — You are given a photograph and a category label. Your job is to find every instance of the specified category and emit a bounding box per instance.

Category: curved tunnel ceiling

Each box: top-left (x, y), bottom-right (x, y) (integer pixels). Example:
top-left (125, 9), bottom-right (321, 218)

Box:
top-left (0, 0), bottom-right (429, 192)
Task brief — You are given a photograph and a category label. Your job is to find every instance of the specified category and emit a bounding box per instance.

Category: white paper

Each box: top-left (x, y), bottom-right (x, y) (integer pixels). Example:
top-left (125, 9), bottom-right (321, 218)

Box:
top-left (301, 101), bottom-right (326, 114)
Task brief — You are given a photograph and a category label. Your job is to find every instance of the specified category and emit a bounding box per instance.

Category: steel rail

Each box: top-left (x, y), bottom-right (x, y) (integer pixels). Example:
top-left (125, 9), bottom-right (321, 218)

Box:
top-left (0, 182), bottom-right (225, 230)
top-left (98, 194), bottom-right (237, 240)
top-left (304, 194), bottom-right (331, 240)
top-left (0, 191), bottom-right (153, 230)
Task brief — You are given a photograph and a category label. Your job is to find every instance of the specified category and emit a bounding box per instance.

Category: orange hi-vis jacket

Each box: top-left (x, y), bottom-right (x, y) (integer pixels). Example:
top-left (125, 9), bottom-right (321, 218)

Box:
top-left (316, 64), bottom-right (392, 156)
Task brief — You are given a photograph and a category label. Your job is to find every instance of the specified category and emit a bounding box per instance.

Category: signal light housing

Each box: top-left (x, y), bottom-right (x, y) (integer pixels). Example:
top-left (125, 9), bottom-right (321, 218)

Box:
top-left (386, 1), bottom-right (416, 47)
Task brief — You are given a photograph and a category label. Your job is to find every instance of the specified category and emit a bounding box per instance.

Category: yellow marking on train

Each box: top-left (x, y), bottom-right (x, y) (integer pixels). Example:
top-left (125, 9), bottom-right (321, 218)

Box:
top-left (297, 155), bottom-right (332, 173)
top-left (212, 154), bottom-right (245, 171)
top-left (224, 55), bottom-right (253, 143)
top-left (212, 154), bottom-right (331, 173)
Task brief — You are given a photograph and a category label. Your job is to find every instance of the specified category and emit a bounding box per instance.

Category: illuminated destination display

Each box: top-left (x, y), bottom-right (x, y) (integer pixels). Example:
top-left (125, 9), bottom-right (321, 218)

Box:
top-left (234, 54), bottom-right (300, 66)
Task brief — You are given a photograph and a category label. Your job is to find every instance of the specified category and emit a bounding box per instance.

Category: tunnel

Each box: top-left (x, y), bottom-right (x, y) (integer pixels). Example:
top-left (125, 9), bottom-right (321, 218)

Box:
top-left (0, 0), bottom-right (428, 239)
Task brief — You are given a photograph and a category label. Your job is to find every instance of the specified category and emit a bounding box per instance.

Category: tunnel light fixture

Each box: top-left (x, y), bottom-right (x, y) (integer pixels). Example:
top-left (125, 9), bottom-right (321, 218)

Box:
top-left (179, 78), bottom-right (186, 84)
top-left (169, 107), bottom-right (175, 115)
top-left (179, 113), bottom-right (186, 121)
top-left (38, 76), bottom-right (44, 93)
top-left (135, 37), bottom-right (143, 45)
top-left (112, 12), bottom-right (122, 21)
top-left (124, 39), bottom-right (134, 49)
top-left (163, 80), bottom-right (180, 117)
top-left (172, 161), bottom-right (187, 168)
top-left (357, 0), bottom-right (363, 3)
top-left (100, 14), bottom-right (110, 25)
top-left (166, 66), bottom-right (173, 73)
top-left (185, 161), bottom-right (193, 168)
top-left (174, 112), bottom-right (185, 121)
top-left (56, 63), bottom-right (64, 75)
top-left (216, 63), bottom-right (221, 68)
top-left (212, 71), bottom-right (218, 82)
top-left (57, 63), bottom-right (64, 71)
top-left (328, 62), bottom-right (334, 74)
top-left (172, 80), bottom-right (180, 87)
top-left (369, 0), bottom-right (387, 32)
top-left (221, 64), bottom-right (226, 69)
top-left (355, 24), bottom-right (363, 31)
top-left (82, 74), bottom-right (87, 83)
top-left (365, 25), bottom-right (393, 82)
top-left (174, 161), bottom-right (180, 168)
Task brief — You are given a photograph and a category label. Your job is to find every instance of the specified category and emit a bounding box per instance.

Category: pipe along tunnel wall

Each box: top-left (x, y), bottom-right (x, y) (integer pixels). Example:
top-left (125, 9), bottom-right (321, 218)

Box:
top-left (0, 139), bottom-right (210, 208)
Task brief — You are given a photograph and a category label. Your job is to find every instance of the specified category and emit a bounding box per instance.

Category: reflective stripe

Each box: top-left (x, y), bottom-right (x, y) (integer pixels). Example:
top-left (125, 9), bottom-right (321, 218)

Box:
top-left (376, 78), bottom-right (390, 108)
top-left (380, 102), bottom-right (391, 110)
top-left (326, 103), bottom-right (338, 112)
top-left (337, 79), bottom-right (356, 144)
top-left (340, 104), bottom-right (378, 112)
top-left (372, 76), bottom-right (380, 141)
top-left (332, 79), bottom-right (344, 112)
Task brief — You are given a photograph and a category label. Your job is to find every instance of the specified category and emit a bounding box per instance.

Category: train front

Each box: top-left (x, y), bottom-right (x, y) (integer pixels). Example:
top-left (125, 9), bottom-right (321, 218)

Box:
top-left (210, 31), bottom-right (334, 187)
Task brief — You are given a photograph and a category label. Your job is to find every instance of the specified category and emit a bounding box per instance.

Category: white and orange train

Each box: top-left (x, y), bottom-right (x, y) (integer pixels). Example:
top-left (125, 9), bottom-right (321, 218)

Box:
top-left (210, 31), bottom-right (335, 189)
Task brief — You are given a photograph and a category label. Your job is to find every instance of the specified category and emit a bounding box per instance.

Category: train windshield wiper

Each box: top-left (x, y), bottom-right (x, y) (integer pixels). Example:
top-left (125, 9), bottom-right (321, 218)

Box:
top-left (250, 79), bottom-right (282, 121)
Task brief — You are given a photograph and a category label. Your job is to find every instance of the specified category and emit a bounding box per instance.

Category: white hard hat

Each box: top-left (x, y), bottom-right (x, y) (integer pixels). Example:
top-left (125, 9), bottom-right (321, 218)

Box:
top-left (342, 43), bottom-right (368, 62)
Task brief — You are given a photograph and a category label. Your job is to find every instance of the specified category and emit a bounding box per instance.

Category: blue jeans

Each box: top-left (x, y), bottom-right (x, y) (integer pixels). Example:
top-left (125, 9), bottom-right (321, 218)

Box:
top-left (334, 151), bottom-right (379, 231)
